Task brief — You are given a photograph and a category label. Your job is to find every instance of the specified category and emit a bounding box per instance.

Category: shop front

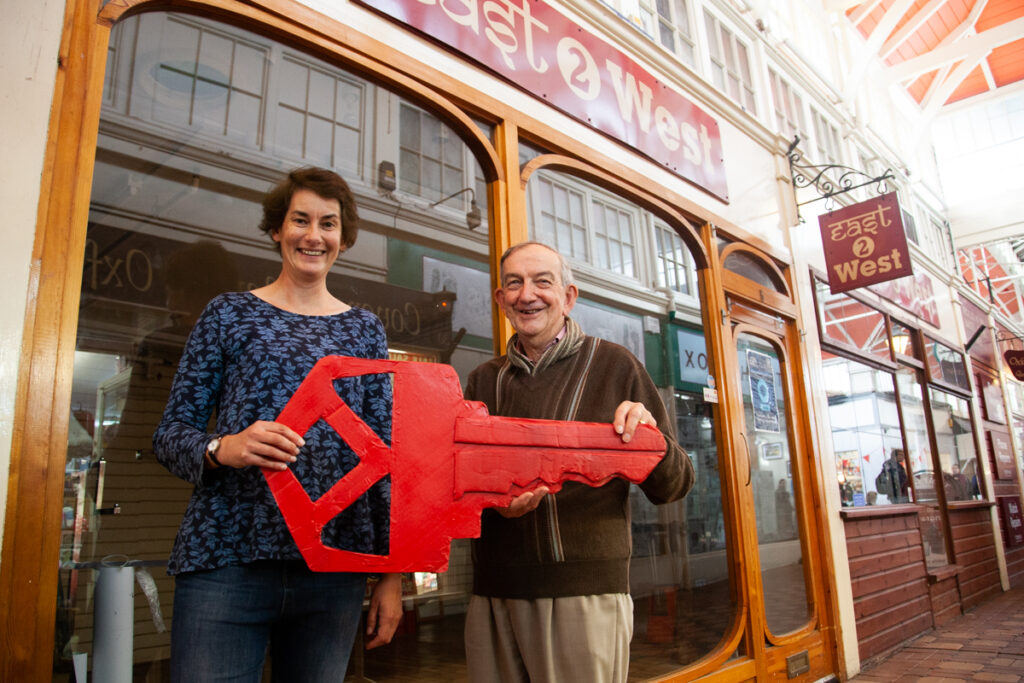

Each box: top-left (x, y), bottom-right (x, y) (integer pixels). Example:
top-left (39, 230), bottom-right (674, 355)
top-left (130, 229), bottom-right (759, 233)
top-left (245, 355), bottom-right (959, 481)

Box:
top-left (2, 0), bottom-right (846, 681)
top-left (813, 269), bottom-right (1013, 663)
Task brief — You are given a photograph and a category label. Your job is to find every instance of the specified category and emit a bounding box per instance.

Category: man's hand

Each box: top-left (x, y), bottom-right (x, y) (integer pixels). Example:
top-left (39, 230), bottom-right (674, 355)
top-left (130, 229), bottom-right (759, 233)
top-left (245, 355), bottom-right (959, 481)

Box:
top-left (217, 421), bottom-right (303, 470)
top-left (497, 486), bottom-right (550, 518)
top-left (365, 573), bottom-right (403, 649)
top-left (613, 401), bottom-right (656, 444)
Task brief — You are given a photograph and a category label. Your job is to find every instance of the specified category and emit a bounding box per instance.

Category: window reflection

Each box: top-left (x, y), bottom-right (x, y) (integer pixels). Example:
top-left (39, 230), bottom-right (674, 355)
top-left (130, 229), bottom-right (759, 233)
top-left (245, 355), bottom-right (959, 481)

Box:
top-left (925, 337), bottom-right (970, 390)
top-left (813, 280), bottom-right (891, 362)
top-left (62, 10), bottom-right (495, 681)
top-left (526, 165), bottom-right (728, 675)
top-left (823, 354), bottom-right (907, 506)
top-left (929, 389), bottom-right (981, 502)
top-left (897, 367), bottom-right (950, 568)
top-left (629, 393), bottom-right (733, 676)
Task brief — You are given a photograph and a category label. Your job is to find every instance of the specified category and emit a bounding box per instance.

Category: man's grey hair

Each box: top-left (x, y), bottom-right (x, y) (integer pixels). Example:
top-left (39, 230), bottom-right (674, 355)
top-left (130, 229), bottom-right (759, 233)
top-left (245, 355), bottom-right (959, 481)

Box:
top-left (499, 241), bottom-right (575, 288)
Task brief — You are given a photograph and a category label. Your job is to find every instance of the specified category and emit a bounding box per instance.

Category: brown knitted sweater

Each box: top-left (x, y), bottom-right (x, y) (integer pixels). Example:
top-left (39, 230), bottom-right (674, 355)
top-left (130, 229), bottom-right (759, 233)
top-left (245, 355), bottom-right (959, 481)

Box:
top-left (465, 317), bottom-right (694, 599)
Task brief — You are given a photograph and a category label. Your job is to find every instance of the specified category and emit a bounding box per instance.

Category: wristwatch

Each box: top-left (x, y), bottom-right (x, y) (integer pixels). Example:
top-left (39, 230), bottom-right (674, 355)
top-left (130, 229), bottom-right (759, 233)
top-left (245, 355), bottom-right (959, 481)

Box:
top-left (205, 436), bottom-right (224, 468)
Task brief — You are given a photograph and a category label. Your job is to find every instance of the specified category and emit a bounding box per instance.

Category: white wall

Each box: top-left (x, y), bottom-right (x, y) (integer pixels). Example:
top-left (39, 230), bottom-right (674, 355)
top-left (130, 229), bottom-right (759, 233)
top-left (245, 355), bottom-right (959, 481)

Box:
top-left (0, 0), bottom-right (67, 554)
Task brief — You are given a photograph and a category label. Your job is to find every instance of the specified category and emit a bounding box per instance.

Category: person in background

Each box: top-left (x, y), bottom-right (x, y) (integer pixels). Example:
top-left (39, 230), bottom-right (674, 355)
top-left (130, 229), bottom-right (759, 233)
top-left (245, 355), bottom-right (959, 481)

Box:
top-left (775, 479), bottom-right (795, 538)
top-left (948, 463), bottom-right (971, 501)
top-left (463, 241), bottom-right (694, 683)
top-left (875, 449), bottom-right (909, 503)
top-left (153, 167), bottom-right (401, 682)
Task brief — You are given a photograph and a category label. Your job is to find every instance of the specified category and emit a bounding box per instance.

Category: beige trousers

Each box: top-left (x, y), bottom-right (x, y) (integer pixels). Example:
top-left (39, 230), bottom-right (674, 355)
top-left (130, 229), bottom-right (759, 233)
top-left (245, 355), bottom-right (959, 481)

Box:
top-left (464, 593), bottom-right (633, 683)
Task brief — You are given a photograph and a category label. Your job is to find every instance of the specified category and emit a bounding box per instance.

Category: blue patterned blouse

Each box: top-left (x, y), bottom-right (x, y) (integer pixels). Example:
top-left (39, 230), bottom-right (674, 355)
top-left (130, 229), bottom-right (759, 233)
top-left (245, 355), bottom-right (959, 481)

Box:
top-left (153, 292), bottom-right (392, 575)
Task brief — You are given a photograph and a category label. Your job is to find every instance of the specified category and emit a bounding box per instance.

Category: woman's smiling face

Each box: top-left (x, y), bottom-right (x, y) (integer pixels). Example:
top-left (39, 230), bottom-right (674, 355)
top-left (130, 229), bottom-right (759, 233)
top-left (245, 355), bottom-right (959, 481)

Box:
top-left (273, 188), bottom-right (344, 282)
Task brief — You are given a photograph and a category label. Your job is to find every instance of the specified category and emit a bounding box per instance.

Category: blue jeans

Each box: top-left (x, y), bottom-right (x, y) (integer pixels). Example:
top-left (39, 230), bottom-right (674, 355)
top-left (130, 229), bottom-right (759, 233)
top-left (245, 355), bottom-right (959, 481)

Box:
top-left (170, 561), bottom-right (367, 682)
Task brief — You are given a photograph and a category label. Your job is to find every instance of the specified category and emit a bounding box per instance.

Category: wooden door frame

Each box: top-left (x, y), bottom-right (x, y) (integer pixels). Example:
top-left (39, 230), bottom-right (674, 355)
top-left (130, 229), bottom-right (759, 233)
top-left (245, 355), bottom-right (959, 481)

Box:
top-left (0, 0), bottom-right (109, 678)
top-left (717, 241), bottom-right (841, 681)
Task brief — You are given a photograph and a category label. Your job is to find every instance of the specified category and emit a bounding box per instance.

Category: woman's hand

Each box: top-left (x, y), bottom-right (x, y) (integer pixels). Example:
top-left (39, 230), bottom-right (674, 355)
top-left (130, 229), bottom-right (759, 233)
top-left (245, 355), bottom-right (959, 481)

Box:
top-left (216, 421), bottom-right (304, 470)
top-left (365, 573), bottom-right (403, 649)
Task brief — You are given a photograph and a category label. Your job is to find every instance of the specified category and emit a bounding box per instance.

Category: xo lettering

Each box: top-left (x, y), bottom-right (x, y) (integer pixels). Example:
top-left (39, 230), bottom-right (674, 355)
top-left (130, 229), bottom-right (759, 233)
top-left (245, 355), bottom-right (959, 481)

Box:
top-left (355, 301), bottom-right (422, 336)
top-left (83, 238), bottom-right (154, 293)
top-left (683, 349), bottom-right (708, 370)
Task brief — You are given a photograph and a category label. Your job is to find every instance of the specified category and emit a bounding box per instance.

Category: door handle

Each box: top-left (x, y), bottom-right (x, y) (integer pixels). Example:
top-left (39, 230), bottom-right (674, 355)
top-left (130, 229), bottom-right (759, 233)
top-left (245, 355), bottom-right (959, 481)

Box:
top-left (739, 433), bottom-right (752, 487)
top-left (93, 458), bottom-right (120, 515)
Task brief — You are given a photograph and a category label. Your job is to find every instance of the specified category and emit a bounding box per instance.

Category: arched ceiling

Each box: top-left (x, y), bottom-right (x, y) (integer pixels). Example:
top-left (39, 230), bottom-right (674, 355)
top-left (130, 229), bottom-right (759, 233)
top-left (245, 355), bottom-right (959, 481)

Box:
top-left (836, 0), bottom-right (1024, 114)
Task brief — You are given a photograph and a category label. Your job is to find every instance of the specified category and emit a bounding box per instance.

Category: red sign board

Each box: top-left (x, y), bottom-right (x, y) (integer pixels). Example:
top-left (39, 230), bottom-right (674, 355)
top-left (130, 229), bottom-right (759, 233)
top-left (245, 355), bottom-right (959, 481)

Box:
top-left (819, 192), bottom-right (912, 294)
top-left (999, 496), bottom-right (1024, 548)
top-left (1005, 349), bottom-right (1024, 381)
top-left (354, 0), bottom-right (728, 201)
top-left (991, 430), bottom-right (1015, 480)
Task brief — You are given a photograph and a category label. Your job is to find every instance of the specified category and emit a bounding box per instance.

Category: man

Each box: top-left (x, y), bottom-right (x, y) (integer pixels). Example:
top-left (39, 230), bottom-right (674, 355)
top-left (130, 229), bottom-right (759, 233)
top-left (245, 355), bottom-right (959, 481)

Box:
top-left (876, 449), bottom-right (909, 503)
top-left (463, 242), bottom-right (694, 683)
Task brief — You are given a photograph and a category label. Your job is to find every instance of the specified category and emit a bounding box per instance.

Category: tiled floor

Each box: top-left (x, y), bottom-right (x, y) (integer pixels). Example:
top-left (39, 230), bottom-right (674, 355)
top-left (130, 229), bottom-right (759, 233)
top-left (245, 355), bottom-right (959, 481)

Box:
top-left (850, 587), bottom-right (1024, 683)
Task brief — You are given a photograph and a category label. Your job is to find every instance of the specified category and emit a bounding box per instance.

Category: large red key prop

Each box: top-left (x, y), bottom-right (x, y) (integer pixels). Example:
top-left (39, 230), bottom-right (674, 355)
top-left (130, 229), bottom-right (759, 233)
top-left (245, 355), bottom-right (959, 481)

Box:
top-left (264, 356), bottom-right (666, 572)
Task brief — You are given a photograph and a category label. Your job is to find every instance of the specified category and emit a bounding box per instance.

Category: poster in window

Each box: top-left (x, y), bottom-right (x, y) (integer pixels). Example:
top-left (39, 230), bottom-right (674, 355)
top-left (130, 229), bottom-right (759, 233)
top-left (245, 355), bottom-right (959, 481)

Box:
top-left (747, 349), bottom-right (780, 433)
top-left (991, 430), bottom-right (1015, 480)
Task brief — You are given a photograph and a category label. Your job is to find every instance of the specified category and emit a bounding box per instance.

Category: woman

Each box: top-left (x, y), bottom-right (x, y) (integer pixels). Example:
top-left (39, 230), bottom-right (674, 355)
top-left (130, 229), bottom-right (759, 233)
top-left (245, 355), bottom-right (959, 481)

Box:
top-left (154, 167), bottom-right (402, 682)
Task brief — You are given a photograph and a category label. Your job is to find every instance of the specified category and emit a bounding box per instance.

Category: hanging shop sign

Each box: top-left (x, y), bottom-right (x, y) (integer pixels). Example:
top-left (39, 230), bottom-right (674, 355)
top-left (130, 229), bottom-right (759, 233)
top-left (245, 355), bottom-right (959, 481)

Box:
top-left (819, 192), bottom-right (912, 295)
top-left (354, 0), bottom-right (728, 201)
top-left (1004, 349), bottom-right (1024, 381)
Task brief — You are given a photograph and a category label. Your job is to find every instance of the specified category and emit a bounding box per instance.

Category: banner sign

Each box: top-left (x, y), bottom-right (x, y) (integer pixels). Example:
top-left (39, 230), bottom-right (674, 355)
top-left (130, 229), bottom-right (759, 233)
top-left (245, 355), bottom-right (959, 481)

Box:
top-left (1004, 349), bottom-right (1024, 381)
top-left (354, 0), bottom-right (728, 201)
top-left (819, 192), bottom-right (912, 294)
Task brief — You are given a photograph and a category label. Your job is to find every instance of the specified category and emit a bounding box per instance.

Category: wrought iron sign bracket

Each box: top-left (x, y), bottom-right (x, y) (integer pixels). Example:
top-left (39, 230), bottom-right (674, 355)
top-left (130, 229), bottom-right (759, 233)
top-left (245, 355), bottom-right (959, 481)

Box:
top-left (787, 136), bottom-right (894, 222)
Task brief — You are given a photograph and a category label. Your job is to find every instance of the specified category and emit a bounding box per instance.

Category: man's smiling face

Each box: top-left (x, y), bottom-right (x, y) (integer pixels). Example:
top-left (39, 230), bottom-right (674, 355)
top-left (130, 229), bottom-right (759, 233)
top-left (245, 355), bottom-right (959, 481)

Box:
top-left (495, 244), bottom-right (578, 360)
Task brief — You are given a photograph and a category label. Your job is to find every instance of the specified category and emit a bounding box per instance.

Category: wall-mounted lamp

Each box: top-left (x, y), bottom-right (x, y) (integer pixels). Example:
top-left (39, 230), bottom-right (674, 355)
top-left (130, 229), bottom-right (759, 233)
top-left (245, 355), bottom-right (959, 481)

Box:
top-left (429, 187), bottom-right (482, 230)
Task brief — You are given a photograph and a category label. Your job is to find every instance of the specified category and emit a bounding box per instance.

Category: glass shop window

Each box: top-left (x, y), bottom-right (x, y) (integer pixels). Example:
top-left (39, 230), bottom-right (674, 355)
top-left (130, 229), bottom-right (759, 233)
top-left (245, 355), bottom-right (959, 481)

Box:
top-left (60, 10), bottom-right (495, 682)
top-left (929, 389), bottom-right (981, 502)
top-left (890, 319), bottom-right (918, 360)
top-left (814, 280), bottom-right (892, 364)
top-left (654, 222), bottom-right (696, 296)
top-left (925, 337), bottom-right (970, 390)
top-left (528, 170), bottom-right (643, 281)
top-left (526, 166), bottom-right (728, 675)
top-left (897, 367), bottom-right (951, 568)
top-left (768, 68), bottom-right (807, 143)
top-left (704, 10), bottom-right (756, 114)
top-left (823, 353), bottom-right (906, 506)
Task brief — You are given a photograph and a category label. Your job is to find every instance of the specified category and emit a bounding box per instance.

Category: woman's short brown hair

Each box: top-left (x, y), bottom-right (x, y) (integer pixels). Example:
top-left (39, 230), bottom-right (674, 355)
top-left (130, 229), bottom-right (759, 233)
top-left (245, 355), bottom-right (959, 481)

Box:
top-left (258, 167), bottom-right (360, 250)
